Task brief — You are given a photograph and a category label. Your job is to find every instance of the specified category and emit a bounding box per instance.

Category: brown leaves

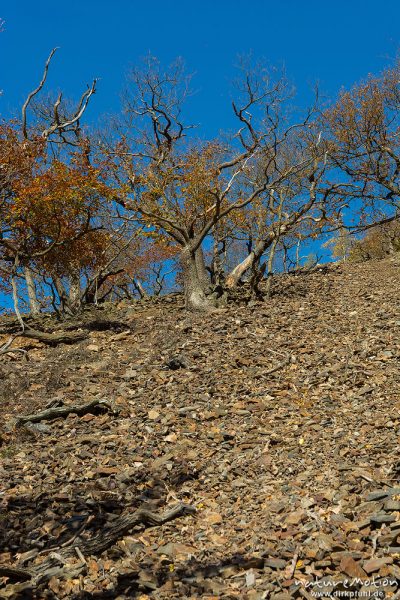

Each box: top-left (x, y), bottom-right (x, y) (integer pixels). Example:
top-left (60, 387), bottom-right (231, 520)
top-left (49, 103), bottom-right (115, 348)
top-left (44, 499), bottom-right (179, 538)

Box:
top-left (1, 260), bottom-right (400, 597)
top-left (323, 61), bottom-right (400, 219)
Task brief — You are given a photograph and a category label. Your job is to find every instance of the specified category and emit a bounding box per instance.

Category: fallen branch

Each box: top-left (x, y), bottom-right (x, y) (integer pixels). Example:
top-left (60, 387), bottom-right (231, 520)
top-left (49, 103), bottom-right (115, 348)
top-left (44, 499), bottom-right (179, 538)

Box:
top-left (1, 503), bottom-right (196, 590)
top-left (0, 565), bottom-right (33, 581)
top-left (0, 326), bottom-right (88, 347)
top-left (33, 562), bottom-right (87, 585)
top-left (21, 326), bottom-right (88, 345)
top-left (15, 398), bottom-right (113, 426)
top-left (54, 502), bottom-right (197, 559)
top-left (264, 355), bottom-right (291, 376)
top-left (0, 334), bottom-right (27, 358)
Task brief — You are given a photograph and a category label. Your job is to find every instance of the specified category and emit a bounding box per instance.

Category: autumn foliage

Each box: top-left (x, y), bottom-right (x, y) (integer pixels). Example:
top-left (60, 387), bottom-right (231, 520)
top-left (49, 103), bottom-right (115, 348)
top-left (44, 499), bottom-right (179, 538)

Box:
top-left (1, 51), bottom-right (400, 315)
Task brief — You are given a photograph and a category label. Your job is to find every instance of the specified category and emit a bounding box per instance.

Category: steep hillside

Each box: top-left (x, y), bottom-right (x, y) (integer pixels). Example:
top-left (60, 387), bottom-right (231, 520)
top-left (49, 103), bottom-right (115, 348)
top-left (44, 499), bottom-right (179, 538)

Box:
top-left (0, 258), bottom-right (400, 599)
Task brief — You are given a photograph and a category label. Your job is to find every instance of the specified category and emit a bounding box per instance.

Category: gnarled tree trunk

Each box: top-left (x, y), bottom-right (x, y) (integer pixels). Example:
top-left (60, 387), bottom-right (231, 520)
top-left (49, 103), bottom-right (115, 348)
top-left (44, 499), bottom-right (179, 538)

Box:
top-left (225, 235), bottom-right (274, 289)
top-left (181, 246), bottom-right (225, 311)
top-left (52, 274), bottom-right (79, 316)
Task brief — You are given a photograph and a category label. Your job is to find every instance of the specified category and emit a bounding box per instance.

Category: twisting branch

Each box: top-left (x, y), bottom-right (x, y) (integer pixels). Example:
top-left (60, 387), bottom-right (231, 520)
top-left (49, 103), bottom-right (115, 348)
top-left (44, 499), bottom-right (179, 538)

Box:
top-left (41, 80), bottom-right (97, 140)
top-left (21, 47), bottom-right (97, 141)
top-left (22, 48), bottom-right (58, 139)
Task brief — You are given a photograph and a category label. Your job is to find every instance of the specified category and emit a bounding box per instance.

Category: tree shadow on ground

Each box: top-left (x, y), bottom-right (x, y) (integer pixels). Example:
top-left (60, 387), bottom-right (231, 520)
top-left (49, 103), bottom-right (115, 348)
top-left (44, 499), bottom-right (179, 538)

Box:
top-left (4, 553), bottom-right (269, 599)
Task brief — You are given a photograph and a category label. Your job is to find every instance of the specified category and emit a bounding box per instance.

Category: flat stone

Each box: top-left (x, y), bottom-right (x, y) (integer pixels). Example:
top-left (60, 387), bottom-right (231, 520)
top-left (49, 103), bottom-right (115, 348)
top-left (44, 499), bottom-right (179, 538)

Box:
top-left (340, 555), bottom-right (367, 579)
top-left (366, 488), bottom-right (400, 501)
top-left (378, 531), bottom-right (399, 545)
top-left (156, 542), bottom-right (195, 557)
top-left (315, 559), bottom-right (333, 567)
top-left (384, 500), bottom-right (400, 511)
top-left (363, 557), bottom-right (393, 574)
top-left (87, 344), bottom-right (100, 352)
top-left (370, 513), bottom-right (396, 524)
top-left (316, 534), bottom-right (334, 552)
top-left (264, 557), bottom-right (287, 570)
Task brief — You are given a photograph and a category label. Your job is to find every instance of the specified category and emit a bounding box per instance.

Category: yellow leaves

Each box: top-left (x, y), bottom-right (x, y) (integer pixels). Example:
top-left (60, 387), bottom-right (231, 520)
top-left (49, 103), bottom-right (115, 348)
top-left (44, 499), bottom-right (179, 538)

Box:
top-left (135, 143), bottom-right (223, 228)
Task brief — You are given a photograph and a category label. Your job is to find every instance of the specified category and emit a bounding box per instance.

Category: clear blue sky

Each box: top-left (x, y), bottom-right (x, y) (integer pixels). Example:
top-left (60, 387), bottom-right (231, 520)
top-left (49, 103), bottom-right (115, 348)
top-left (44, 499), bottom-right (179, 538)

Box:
top-left (0, 1), bottom-right (399, 309)
top-left (1, 0), bottom-right (399, 134)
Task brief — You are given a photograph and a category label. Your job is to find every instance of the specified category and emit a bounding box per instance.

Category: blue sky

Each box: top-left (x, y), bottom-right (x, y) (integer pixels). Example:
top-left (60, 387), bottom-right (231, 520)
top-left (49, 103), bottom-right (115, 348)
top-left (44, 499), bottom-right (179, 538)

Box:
top-left (0, 1), bottom-right (399, 309)
top-left (1, 0), bottom-right (399, 135)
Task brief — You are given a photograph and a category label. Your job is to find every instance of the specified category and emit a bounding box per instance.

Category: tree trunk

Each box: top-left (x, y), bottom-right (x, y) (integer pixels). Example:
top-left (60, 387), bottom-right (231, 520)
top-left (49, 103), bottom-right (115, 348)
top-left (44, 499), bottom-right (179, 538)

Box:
top-left (210, 239), bottom-right (225, 286)
top-left (133, 279), bottom-right (148, 298)
top-left (69, 272), bottom-right (81, 312)
top-left (195, 246), bottom-right (210, 291)
top-left (226, 235), bottom-right (274, 289)
top-left (265, 236), bottom-right (280, 298)
top-left (52, 275), bottom-right (75, 316)
top-left (24, 266), bottom-right (40, 315)
top-left (181, 246), bottom-right (223, 311)
top-left (295, 239), bottom-right (301, 269)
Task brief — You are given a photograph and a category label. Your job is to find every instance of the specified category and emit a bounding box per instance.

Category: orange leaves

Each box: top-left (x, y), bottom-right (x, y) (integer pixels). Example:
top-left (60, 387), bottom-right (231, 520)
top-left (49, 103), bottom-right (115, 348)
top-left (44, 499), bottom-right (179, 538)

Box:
top-left (0, 122), bottom-right (113, 277)
top-left (8, 160), bottom-right (102, 245)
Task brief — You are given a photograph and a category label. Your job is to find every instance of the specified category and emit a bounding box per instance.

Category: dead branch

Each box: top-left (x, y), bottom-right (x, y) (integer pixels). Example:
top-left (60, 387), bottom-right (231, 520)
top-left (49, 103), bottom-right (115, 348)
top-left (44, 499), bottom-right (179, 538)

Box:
top-left (0, 334), bottom-right (27, 358)
top-left (20, 326), bottom-right (88, 345)
top-left (21, 47), bottom-right (97, 141)
top-left (0, 565), bottom-right (33, 581)
top-left (0, 503), bottom-right (195, 590)
top-left (0, 323), bottom-right (89, 348)
top-left (39, 502), bottom-right (196, 562)
top-left (15, 398), bottom-right (113, 426)
top-left (22, 48), bottom-right (58, 138)
top-left (263, 355), bottom-right (291, 376)
top-left (33, 562), bottom-right (86, 585)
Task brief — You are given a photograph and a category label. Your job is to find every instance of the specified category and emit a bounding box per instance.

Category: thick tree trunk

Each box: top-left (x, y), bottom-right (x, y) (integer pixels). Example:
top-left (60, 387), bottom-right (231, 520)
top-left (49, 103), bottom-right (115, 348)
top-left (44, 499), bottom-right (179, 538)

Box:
top-left (183, 249), bottom-right (211, 310)
top-left (24, 267), bottom-right (40, 315)
top-left (181, 246), bottom-right (224, 310)
top-left (53, 275), bottom-right (69, 312)
top-left (195, 246), bottom-right (210, 290)
top-left (52, 275), bottom-right (76, 316)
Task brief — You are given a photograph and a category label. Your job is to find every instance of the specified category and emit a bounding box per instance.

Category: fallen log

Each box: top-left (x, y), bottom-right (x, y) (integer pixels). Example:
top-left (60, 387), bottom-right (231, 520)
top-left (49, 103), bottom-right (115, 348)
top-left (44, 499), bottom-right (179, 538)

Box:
top-left (40, 502), bottom-right (196, 561)
top-left (0, 503), bottom-right (196, 590)
top-left (0, 565), bottom-right (33, 581)
top-left (15, 398), bottom-right (112, 426)
top-left (0, 326), bottom-right (88, 352)
top-left (21, 326), bottom-right (88, 345)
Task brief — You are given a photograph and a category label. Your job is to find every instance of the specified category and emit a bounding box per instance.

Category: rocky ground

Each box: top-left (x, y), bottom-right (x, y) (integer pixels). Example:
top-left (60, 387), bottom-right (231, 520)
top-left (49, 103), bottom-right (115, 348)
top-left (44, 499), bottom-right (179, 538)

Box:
top-left (0, 258), bottom-right (399, 599)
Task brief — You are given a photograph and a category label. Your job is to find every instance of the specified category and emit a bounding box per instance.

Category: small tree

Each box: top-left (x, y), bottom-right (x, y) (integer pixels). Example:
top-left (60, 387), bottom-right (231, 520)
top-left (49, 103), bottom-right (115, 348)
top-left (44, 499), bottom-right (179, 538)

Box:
top-left (0, 48), bottom-right (100, 330)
